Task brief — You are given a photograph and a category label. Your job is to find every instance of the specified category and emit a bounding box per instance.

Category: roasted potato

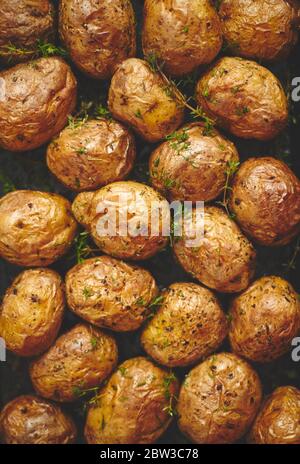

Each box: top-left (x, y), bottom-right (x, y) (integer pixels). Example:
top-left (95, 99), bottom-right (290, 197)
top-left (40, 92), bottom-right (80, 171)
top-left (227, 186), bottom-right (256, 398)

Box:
top-left (177, 352), bottom-right (262, 444)
top-left (229, 157), bottom-right (300, 246)
top-left (229, 276), bottom-right (300, 363)
top-left (196, 57), bottom-right (288, 141)
top-left (30, 323), bottom-right (118, 402)
top-left (84, 356), bottom-right (179, 444)
top-left (0, 190), bottom-right (77, 267)
top-left (108, 58), bottom-right (184, 142)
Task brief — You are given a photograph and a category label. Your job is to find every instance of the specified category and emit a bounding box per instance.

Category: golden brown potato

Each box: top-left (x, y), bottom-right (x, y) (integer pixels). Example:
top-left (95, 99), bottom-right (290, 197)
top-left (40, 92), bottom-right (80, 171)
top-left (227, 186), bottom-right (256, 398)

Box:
top-left (149, 123), bottom-right (239, 201)
top-left (59, 0), bottom-right (136, 79)
top-left (0, 190), bottom-right (77, 267)
top-left (84, 356), bottom-right (179, 444)
top-left (30, 323), bottom-right (118, 402)
top-left (142, 0), bottom-right (222, 76)
top-left (196, 57), bottom-right (288, 141)
top-left (0, 269), bottom-right (64, 357)
top-left (229, 157), bottom-right (300, 246)
top-left (177, 352), bottom-right (262, 444)
top-left (248, 386), bottom-right (300, 444)
top-left (0, 57), bottom-right (77, 152)
top-left (229, 276), bottom-right (300, 363)
top-left (0, 395), bottom-right (77, 444)
top-left (141, 282), bottom-right (228, 367)
top-left (108, 58), bottom-right (184, 142)
top-left (46, 119), bottom-right (136, 192)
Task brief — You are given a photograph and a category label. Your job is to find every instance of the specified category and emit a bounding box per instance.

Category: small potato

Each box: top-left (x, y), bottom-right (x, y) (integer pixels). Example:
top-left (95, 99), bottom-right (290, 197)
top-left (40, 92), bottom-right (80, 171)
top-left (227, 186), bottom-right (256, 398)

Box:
top-left (30, 323), bottom-right (118, 402)
top-left (0, 395), bottom-right (77, 444)
top-left (229, 276), bottom-right (300, 363)
top-left (47, 119), bottom-right (136, 192)
top-left (84, 357), bottom-right (179, 444)
top-left (108, 58), bottom-right (184, 142)
top-left (0, 190), bottom-right (77, 267)
top-left (141, 282), bottom-right (228, 367)
top-left (0, 269), bottom-right (64, 357)
top-left (196, 57), bottom-right (288, 141)
top-left (177, 352), bottom-right (262, 444)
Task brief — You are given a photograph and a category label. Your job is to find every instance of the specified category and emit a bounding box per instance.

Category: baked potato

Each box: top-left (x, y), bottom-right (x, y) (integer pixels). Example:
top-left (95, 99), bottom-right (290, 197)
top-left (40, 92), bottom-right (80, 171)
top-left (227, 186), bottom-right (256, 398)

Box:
top-left (108, 58), bottom-right (184, 142)
top-left (0, 190), bottom-right (77, 267)
top-left (0, 395), bottom-right (77, 444)
top-left (196, 56), bottom-right (288, 141)
top-left (59, 0), bottom-right (136, 79)
top-left (229, 276), bottom-right (300, 363)
top-left (177, 352), bottom-right (262, 444)
top-left (229, 157), bottom-right (300, 246)
top-left (30, 323), bottom-right (118, 402)
top-left (84, 356), bottom-right (179, 444)
top-left (0, 268), bottom-right (64, 357)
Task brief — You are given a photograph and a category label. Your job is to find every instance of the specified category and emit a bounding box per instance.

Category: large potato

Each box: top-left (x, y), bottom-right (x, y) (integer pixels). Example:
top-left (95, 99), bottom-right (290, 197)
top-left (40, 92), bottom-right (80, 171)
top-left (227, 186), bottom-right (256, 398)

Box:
top-left (0, 190), bottom-right (77, 267)
top-left (84, 357), bottom-right (179, 444)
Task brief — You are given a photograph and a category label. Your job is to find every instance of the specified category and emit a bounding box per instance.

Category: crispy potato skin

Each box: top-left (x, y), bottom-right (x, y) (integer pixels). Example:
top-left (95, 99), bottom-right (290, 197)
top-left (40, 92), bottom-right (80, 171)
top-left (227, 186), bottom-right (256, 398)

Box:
top-left (0, 395), bottom-right (77, 444)
top-left (30, 324), bottom-right (118, 402)
top-left (149, 123), bottom-right (239, 201)
top-left (248, 386), bottom-right (300, 444)
top-left (141, 282), bottom-right (228, 367)
top-left (0, 269), bottom-right (64, 357)
top-left (173, 206), bottom-right (256, 293)
top-left (196, 57), bottom-right (288, 141)
top-left (177, 353), bottom-right (262, 444)
top-left (59, 0), bottom-right (136, 79)
top-left (108, 58), bottom-right (184, 142)
top-left (47, 119), bottom-right (136, 192)
top-left (229, 157), bottom-right (300, 246)
top-left (66, 256), bottom-right (158, 331)
top-left (84, 357), bottom-right (179, 444)
top-left (229, 276), bottom-right (300, 363)
top-left (0, 190), bottom-right (77, 267)
top-left (142, 0), bottom-right (222, 76)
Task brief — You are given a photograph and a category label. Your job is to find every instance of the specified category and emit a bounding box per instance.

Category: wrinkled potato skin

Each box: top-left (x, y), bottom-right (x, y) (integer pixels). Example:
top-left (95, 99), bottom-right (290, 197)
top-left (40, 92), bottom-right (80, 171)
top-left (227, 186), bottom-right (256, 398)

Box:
top-left (178, 353), bottom-right (262, 444)
top-left (229, 157), bottom-right (300, 246)
top-left (173, 206), bottom-right (256, 293)
top-left (149, 123), bottom-right (239, 201)
top-left (196, 57), bottom-right (288, 141)
top-left (47, 119), bottom-right (136, 192)
top-left (229, 276), bottom-right (300, 363)
top-left (108, 58), bottom-right (184, 142)
top-left (59, 0), bottom-right (136, 79)
top-left (248, 386), bottom-right (300, 444)
top-left (141, 283), bottom-right (228, 367)
top-left (66, 256), bottom-right (158, 331)
top-left (142, 0), bottom-right (222, 76)
top-left (85, 357), bottom-right (179, 444)
top-left (0, 57), bottom-right (77, 152)
top-left (0, 395), bottom-right (77, 444)
top-left (30, 324), bottom-right (118, 402)
top-left (0, 190), bottom-right (77, 267)
top-left (0, 269), bottom-right (64, 357)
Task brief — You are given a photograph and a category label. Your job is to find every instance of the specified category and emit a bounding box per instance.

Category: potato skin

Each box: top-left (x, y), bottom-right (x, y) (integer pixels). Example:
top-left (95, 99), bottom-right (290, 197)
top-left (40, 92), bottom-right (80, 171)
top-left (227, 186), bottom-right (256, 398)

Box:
top-left (30, 324), bottom-right (118, 402)
top-left (0, 57), bottom-right (77, 152)
top-left (177, 352), bottom-right (262, 444)
top-left (142, 0), bottom-right (222, 77)
top-left (229, 276), bottom-right (300, 363)
top-left (0, 269), bottom-right (64, 357)
top-left (141, 282), bottom-right (228, 367)
top-left (0, 395), bottom-right (77, 444)
top-left (196, 57), bottom-right (288, 141)
top-left (108, 58), bottom-right (184, 142)
top-left (0, 190), bottom-right (77, 267)
top-left (84, 357), bottom-right (179, 444)
top-left (229, 157), bottom-right (300, 246)
top-left (47, 119), bottom-right (136, 192)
